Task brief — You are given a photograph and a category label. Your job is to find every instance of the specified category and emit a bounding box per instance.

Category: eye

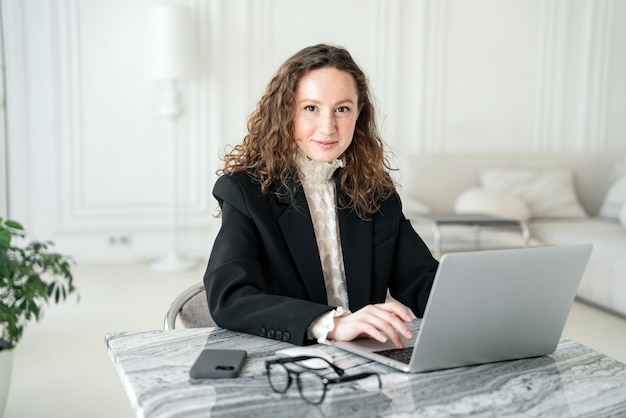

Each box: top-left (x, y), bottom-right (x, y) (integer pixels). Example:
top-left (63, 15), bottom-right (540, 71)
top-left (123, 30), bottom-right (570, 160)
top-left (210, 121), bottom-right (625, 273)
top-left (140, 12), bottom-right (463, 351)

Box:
top-left (336, 106), bottom-right (351, 113)
top-left (304, 105), bottom-right (317, 112)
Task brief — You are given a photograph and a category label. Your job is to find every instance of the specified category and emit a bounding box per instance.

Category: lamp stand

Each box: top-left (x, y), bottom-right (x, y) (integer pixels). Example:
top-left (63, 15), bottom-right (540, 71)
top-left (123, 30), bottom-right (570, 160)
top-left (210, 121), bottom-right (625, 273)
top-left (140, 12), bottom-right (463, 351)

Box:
top-left (150, 81), bottom-right (196, 273)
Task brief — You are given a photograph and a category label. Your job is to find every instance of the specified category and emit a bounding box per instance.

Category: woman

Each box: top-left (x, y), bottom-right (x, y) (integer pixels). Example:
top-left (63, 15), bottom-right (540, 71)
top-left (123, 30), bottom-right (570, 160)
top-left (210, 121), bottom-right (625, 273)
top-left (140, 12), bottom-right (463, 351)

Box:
top-left (204, 44), bottom-right (438, 348)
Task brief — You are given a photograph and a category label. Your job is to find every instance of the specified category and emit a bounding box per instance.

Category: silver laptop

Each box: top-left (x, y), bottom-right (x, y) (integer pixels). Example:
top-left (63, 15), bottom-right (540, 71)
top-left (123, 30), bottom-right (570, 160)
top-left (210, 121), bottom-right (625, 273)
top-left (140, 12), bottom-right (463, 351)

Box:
top-left (335, 243), bottom-right (593, 373)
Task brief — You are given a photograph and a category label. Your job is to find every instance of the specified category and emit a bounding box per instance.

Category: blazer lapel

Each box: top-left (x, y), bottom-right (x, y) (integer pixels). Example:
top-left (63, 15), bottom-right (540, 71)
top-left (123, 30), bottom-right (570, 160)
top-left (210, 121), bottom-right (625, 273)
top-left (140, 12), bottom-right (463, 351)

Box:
top-left (277, 188), bottom-right (328, 304)
top-left (337, 194), bottom-right (373, 311)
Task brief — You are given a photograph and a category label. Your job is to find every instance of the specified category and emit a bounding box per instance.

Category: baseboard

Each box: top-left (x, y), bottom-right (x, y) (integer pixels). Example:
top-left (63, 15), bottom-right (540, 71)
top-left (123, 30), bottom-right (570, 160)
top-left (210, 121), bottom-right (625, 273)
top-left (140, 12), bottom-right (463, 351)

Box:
top-left (574, 296), bottom-right (626, 320)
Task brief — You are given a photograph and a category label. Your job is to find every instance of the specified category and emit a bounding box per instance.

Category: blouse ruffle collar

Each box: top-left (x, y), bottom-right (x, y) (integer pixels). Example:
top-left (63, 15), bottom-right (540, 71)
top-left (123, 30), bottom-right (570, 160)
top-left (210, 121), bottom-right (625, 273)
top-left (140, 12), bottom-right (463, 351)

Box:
top-left (296, 150), bottom-right (344, 185)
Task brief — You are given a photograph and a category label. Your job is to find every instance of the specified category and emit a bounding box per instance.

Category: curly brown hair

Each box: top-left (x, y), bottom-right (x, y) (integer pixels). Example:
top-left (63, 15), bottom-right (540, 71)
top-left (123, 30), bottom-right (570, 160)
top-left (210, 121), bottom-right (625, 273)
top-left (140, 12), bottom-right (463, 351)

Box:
top-left (220, 44), bottom-right (396, 218)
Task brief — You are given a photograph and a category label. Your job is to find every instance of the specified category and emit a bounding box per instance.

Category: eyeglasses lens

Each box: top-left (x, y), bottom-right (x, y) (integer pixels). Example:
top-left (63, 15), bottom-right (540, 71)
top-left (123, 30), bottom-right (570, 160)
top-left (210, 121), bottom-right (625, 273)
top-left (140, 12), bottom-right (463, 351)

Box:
top-left (297, 370), bottom-right (325, 404)
top-left (267, 363), bottom-right (290, 393)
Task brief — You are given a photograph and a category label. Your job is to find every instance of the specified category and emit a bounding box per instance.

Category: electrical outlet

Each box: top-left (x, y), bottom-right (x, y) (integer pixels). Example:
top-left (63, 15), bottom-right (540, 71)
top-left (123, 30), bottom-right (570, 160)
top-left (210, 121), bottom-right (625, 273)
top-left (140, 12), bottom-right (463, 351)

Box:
top-left (108, 235), bottom-right (131, 245)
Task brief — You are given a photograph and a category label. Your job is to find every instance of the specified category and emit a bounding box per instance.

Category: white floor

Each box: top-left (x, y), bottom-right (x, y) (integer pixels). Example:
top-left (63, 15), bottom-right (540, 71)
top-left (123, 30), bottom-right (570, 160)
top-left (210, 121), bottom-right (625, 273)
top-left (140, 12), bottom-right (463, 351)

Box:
top-left (4, 261), bottom-right (626, 418)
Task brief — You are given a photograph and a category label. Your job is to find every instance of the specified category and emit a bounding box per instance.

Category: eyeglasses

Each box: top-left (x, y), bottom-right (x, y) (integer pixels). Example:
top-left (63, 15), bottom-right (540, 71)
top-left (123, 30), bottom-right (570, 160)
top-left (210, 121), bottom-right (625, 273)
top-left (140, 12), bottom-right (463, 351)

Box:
top-left (265, 355), bottom-right (381, 404)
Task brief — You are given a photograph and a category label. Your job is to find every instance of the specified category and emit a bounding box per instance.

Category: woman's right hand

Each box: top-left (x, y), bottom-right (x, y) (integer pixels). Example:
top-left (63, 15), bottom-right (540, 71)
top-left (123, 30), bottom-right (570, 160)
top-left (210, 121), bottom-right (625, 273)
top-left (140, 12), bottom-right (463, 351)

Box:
top-left (327, 302), bottom-right (414, 348)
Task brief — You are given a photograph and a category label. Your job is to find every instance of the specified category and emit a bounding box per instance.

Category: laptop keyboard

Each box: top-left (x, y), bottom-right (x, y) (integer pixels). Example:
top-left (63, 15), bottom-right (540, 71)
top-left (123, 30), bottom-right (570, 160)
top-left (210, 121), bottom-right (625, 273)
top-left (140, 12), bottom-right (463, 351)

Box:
top-left (374, 347), bottom-right (414, 364)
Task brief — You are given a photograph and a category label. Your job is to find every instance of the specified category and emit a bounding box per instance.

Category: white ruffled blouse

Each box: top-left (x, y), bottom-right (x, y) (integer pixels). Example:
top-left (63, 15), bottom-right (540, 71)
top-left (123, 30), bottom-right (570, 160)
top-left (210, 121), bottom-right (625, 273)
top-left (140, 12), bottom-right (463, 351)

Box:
top-left (296, 151), bottom-right (351, 343)
top-left (296, 151), bottom-right (349, 310)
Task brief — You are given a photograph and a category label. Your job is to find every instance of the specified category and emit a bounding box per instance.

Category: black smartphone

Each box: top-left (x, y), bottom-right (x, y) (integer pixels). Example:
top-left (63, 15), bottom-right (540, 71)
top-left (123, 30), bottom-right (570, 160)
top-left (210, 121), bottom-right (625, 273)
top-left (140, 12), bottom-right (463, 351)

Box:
top-left (189, 349), bottom-right (247, 381)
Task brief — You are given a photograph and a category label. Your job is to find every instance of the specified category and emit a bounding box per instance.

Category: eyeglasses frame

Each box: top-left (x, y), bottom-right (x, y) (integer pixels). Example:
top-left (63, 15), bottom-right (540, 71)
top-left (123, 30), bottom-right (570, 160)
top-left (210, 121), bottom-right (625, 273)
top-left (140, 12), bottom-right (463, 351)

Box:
top-left (264, 355), bottom-right (382, 404)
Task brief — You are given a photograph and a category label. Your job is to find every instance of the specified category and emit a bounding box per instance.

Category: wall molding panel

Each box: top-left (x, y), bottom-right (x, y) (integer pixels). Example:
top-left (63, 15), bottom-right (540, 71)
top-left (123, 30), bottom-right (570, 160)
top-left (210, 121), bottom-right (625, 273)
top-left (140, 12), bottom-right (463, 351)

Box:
top-left (52, 0), bottom-right (213, 235)
top-left (203, 0), bottom-right (225, 180)
top-left (578, 0), bottom-right (614, 151)
top-left (369, 0), bottom-right (401, 151)
top-left (419, 0), bottom-right (449, 153)
top-left (3, 0), bottom-right (32, 223)
top-left (534, 0), bottom-right (569, 151)
top-left (55, 0), bottom-right (88, 230)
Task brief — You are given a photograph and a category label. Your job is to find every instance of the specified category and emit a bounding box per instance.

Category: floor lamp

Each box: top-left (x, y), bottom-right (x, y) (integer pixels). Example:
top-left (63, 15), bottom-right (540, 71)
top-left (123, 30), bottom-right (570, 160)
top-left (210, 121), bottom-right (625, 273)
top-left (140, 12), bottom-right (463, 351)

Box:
top-left (146, 4), bottom-right (198, 272)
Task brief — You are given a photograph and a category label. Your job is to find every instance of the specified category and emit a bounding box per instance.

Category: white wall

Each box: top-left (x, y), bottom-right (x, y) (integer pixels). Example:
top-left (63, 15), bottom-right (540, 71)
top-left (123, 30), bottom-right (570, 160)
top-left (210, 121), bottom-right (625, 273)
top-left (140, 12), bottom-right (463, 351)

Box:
top-left (0, 6), bottom-right (6, 217)
top-left (3, 0), bottom-right (626, 262)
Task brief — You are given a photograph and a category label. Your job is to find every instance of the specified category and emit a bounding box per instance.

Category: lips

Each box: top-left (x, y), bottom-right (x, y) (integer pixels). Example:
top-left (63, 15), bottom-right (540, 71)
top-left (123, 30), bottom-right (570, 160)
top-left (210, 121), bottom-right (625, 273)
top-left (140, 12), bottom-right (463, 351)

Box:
top-left (312, 140), bottom-right (338, 149)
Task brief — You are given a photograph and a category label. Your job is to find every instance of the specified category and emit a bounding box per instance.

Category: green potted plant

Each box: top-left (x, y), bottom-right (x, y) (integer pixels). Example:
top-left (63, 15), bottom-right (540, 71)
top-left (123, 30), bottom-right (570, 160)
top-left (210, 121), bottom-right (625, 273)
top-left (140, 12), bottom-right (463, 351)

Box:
top-left (0, 217), bottom-right (77, 414)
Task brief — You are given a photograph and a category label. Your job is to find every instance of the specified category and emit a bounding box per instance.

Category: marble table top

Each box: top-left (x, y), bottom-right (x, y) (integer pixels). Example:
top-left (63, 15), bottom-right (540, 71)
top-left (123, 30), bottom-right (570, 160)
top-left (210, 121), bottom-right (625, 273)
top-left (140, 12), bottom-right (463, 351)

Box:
top-left (105, 327), bottom-right (626, 417)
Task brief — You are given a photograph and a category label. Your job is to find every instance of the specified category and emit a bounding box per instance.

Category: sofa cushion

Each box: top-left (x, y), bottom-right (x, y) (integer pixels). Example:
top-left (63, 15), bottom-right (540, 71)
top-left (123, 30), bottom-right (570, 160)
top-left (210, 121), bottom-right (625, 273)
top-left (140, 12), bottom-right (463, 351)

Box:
top-left (454, 187), bottom-right (531, 221)
top-left (480, 169), bottom-right (587, 219)
top-left (598, 174), bottom-right (626, 219)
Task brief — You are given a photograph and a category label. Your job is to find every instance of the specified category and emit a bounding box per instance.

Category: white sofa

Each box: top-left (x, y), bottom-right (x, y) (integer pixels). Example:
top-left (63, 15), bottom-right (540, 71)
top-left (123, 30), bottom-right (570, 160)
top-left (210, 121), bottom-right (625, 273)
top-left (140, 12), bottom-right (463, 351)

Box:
top-left (400, 153), bottom-right (626, 317)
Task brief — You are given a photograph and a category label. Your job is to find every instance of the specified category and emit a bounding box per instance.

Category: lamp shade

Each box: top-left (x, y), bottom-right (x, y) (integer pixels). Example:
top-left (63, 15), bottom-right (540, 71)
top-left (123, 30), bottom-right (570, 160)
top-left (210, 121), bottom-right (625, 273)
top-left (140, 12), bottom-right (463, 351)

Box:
top-left (146, 4), bottom-right (198, 80)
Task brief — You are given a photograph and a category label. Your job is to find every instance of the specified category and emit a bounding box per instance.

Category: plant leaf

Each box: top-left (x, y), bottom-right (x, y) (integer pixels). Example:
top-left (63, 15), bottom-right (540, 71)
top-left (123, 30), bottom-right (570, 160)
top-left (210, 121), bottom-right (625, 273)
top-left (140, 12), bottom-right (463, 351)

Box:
top-left (5, 220), bottom-right (24, 230)
top-left (0, 229), bottom-right (10, 250)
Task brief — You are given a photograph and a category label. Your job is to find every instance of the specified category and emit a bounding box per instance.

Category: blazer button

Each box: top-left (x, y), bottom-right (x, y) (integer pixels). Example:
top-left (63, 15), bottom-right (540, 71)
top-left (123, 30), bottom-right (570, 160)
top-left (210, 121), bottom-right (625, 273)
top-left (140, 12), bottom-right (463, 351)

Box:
top-left (260, 327), bottom-right (267, 337)
top-left (268, 329), bottom-right (275, 338)
top-left (282, 331), bottom-right (290, 342)
top-left (275, 330), bottom-right (283, 340)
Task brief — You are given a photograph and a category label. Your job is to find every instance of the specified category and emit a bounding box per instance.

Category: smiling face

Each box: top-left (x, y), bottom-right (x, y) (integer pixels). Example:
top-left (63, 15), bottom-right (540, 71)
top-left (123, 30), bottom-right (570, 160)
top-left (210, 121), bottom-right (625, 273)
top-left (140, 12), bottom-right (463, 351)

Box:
top-left (293, 67), bottom-right (360, 163)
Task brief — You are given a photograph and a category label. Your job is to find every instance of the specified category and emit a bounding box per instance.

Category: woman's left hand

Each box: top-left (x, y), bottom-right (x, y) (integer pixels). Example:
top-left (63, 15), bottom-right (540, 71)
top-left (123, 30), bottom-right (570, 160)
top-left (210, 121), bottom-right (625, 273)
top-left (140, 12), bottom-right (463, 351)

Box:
top-left (327, 302), bottom-right (414, 348)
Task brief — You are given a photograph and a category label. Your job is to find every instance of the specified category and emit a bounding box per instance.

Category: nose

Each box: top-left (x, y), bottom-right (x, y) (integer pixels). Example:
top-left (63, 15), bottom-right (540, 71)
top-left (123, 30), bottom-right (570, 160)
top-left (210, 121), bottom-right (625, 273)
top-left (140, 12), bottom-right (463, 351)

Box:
top-left (318, 111), bottom-right (337, 136)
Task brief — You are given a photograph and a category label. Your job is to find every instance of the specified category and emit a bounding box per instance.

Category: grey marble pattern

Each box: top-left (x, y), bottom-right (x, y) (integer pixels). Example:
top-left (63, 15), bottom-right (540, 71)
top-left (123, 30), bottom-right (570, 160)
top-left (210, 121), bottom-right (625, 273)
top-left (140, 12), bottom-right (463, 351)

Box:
top-left (105, 327), bottom-right (626, 418)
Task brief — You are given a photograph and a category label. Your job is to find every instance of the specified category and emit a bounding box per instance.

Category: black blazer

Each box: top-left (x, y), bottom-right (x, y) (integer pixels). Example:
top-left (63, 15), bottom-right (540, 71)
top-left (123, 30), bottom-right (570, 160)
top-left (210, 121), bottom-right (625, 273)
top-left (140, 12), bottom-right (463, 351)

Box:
top-left (204, 171), bottom-right (438, 345)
